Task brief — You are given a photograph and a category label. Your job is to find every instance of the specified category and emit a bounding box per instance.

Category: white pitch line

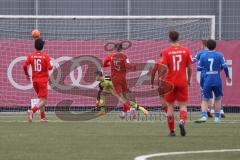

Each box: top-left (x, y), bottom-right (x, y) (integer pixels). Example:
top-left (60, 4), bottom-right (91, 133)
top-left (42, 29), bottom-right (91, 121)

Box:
top-left (134, 149), bottom-right (240, 160)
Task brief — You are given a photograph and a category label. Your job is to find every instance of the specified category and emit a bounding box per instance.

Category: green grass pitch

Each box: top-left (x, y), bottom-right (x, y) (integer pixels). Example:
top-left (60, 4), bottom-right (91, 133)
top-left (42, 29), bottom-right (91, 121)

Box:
top-left (0, 113), bottom-right (240, 160)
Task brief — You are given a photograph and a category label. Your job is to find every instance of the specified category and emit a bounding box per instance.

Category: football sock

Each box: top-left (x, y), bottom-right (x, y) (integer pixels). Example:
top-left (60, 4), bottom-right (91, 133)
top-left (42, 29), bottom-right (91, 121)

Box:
top-left (167, 116), bottom-right (175, 132)
top-left (129, 101), bottom-right (137, 108)
top-left (129, 101), bottom-right (148, 114)
top-left (129, 101), bottom-right (143, 110)
top-left (32, 106), bottom-right (38, 113)
top-left (201, 111), bottom-right (207, 118)
top-left (123, 103), bottom-right (131, 112)
top-left (210, 106), bottom-right (215, 113)
top-left (163, 105), bottom-right (168, 113)
top-left (40, 111), bottom-right (46, 119)
top-left (220, 106), bottom-right (224, 114)
top-left (130, 108), bottom-right (136, 112)
top-left (220, 105), bottom-right (223, 110)
top-left (215, 112), bottom-right (221, 118)
top-left (180, 110), bottom-right (187, 124)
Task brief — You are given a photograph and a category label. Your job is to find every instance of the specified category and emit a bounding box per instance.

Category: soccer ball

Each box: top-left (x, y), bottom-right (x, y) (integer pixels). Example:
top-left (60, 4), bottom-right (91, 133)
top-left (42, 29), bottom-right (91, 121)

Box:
top-left (31, 29), bottom-right (41, 39)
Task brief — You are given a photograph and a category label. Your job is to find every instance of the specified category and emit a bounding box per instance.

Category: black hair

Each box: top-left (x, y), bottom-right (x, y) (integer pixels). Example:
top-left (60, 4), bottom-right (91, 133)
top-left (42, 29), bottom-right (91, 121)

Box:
top-left (168, 31), bottom-right (179, 42)
top-left (95, 71), bottom-right (103, 77)
top-left (159, 52), bottom-right (162, 57)
top-left (207, 39), bottom-right (216, 50)
top-left (115, 43), bottom-right (123, 52)
top-left (35, 38), bottom-right (45, 51)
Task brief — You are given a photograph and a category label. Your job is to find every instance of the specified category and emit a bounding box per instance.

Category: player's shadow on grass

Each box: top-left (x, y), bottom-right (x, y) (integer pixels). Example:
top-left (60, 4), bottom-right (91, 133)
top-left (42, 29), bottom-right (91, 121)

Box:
top-left (55, 99), bottom-right (115, 121)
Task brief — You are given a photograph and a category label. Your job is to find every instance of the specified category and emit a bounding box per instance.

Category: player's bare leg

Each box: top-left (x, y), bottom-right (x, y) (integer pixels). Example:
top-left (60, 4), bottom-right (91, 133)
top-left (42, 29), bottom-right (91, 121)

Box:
top-left (209, 93), bottom-right (216, 118)
top-left (199, 95), bottom-right (212, 119)
top-left (111, 92), bottom-right (130, 119)
top-left (125, 92), bottom-right (137, 120)
top-left (27, 98), bottom-right (46, 123)
top-left (210, 94), bottom-right (225, 118)
top-left (96, 94), bottom-right (107, 116)
top-left (166, 102), bottom-right (176, 136)
top-left (27, 110), bottom-right (33, 123)
top-left (178, 102), bottom-right (187, 136)
top-left (113, 91), bottom-right (148, 117)
top-left (159, 96), bottom-right (168, 113)
top-left (207, 98), bottom-right (214, 118)
top-left (214, 97), bottom-right (222, 122)
top-left (39, 107), bottom-right (47, 122)
top-left (122, 92), bottom-right (139, 120)
top-left (98, 85), bottom-right (131, 119)
top-left (220, 104), bottom-right (226, 118)
top-left (195, 99), bottom-right (209, 123)
top-left (201, 100), bottom-right (209, 121)
top-left (117, 93), bottom-right (129, 119)
top-left (122, 92), bottom-right (133, 119)
top-left (125, 92), bottom-right (148, 116)
top-left (216, 99), bottom-right (226, 118)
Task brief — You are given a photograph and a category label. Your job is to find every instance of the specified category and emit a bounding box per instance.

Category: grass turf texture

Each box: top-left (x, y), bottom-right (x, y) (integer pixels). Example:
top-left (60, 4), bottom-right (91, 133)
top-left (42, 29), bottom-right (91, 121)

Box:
top-left (0, 114), bottom-right (240, 160)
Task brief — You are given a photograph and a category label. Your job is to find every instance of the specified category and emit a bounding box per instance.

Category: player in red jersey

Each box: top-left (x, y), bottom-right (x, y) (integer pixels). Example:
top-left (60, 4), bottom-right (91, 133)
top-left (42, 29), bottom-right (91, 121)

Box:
top-left (151, 53), bottom-right (168, 113)
top-left (102, 53), bottom-right (114, 68)
top-left (23, 38), bottom-right (53, 122)
top-left (161, 31), bottom-right (192, 136)
top-left (103, 42), bottom-right (148, 117)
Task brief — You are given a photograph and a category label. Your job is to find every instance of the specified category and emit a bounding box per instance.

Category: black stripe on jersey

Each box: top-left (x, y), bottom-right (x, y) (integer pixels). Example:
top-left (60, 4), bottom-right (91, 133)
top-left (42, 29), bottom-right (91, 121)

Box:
top-left (104, 76), bottom-right (112, 81)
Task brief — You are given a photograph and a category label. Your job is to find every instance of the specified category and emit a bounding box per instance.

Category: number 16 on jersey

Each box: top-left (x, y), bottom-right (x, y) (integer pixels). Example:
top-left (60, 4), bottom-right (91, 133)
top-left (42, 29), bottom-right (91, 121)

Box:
top-left (34, 59), bottom-right (42, 72)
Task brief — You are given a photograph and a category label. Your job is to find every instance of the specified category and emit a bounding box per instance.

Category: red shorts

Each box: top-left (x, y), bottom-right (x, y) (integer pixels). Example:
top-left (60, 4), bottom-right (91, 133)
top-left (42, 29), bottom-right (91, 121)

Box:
top-left (33, 81), bottom-right (48, 99)
top-left (112, 78), bottom-right (128, 94)
top-left (164, 84), bottom-right (188, 103)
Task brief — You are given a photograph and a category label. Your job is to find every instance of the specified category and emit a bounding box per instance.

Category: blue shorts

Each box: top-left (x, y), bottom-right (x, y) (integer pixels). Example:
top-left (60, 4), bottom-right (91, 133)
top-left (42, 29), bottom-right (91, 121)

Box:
top-left (202, 84), bottom-right (223, 99)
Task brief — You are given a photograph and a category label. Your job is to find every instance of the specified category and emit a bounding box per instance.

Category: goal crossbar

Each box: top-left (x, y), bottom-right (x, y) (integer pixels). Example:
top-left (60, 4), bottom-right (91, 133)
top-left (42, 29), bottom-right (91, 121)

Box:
top-left (0, 15), bottom-right (215, 20)
top-left (0, 15), bottom-right (215, 39)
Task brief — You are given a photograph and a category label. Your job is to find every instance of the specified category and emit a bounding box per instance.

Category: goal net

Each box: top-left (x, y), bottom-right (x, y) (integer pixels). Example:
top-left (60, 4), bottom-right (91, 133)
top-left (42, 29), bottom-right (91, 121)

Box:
top-left (0, 15), bottom-right (217, 119)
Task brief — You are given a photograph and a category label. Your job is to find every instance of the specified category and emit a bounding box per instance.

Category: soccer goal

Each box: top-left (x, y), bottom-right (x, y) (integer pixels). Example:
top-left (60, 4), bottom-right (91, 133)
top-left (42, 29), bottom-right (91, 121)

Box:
top-left (0, 15), bottom-right (226, 121)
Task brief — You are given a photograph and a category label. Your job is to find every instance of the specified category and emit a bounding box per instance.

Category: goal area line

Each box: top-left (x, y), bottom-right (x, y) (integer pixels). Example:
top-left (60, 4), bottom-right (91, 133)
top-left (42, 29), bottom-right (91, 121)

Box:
top-left (134, 149), bottom-right (240, 160)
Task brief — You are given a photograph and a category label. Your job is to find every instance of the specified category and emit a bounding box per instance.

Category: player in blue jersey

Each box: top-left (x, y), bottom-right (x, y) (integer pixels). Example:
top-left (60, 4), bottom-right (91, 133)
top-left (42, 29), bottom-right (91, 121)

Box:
top-left (193, 40), bottom-right (213, 118)
top-left (197, 39), bottom-right (231, 122)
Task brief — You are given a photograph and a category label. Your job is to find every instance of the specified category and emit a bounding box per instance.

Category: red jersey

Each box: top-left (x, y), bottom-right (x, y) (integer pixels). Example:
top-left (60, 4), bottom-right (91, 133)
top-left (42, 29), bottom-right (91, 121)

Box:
top-left (103, 52), bottom-right (134, 79)
top-left (161, 45), bottom-right (192, 86)
top-left (111, 53), bottom-right (127, 77)
top-left (102, 53), bottom-right (114, 67)
top-left (151, 58), bottom-right (166, 86)
top-left (23, 51), bottom-right (53, 83)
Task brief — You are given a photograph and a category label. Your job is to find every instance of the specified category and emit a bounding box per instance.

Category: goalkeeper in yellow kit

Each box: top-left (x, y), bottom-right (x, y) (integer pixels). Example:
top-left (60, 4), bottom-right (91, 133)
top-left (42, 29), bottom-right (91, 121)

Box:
top-left (95, 71), bottom-right (148, 117)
